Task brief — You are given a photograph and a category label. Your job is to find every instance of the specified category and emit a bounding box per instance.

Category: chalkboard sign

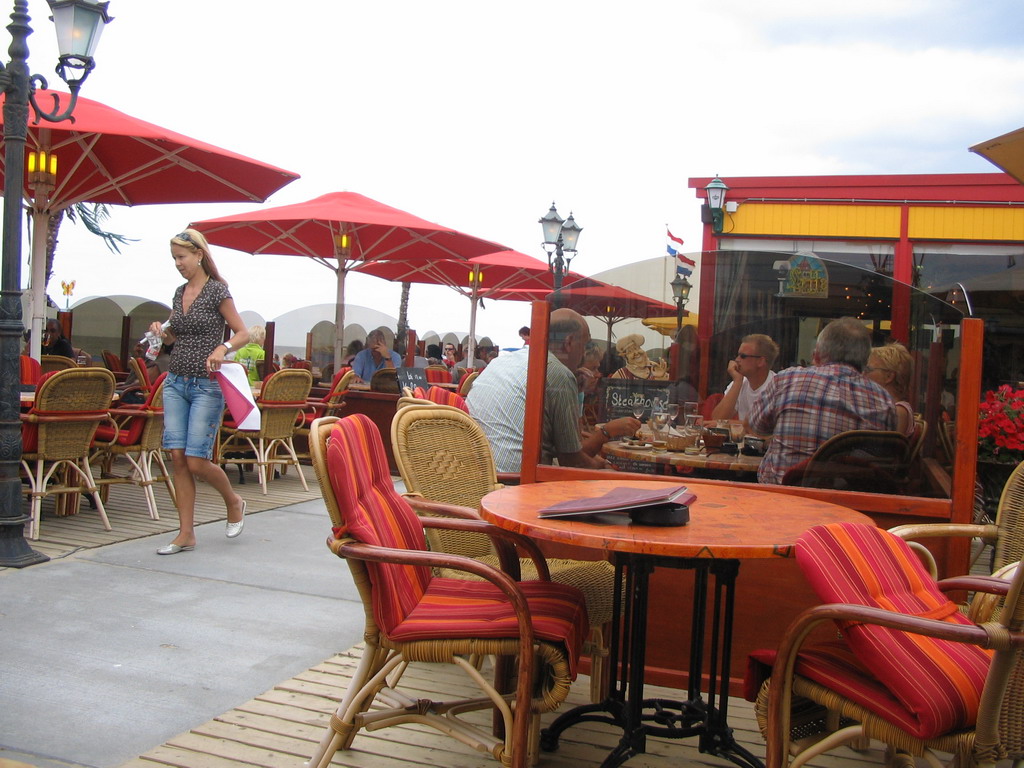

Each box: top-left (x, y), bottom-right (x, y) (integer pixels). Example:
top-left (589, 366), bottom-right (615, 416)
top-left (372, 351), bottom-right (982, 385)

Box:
top-left (396, 367), bottom-right (429, 393)
top-left (605, 454), bottom-right (661, 475)
top-left (600, 379), bottom-right (673, 421)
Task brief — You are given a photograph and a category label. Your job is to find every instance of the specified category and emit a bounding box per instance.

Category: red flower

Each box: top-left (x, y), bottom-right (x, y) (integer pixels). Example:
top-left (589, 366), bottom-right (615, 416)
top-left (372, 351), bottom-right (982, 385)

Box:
top-left (978, 387), bottom-right (1024, 464)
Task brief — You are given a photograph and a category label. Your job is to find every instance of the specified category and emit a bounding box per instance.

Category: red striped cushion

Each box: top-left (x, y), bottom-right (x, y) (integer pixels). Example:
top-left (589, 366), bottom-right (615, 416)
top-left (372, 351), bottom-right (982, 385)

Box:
top-left (326, 415), bottom-right (433, 633)
top-left (426, 386), bottom-right (469, 413)
top-left (390, 577), bottom-right (589, 676)
top-left (796, 523), bottom-right (992, 739)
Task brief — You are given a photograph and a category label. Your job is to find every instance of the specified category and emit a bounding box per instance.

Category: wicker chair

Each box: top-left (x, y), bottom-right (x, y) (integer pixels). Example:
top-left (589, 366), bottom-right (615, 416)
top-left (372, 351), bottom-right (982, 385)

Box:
top-left (750, 522), bottom-right (1024, 768)
top-left (40, 354), bottom-right (78, 374)
top-left (890, 458), bottom-right (1024, 582)
top-left (217, 368), bottom-right (312, 494)
top-left (424, 364), bottom-right (450, 384)
top-left (20, 368), bottom-right (116, 539)
top-left (780, 429), bottom-right (912, 493)
top-left (369, 367), bottom-right (399, 393)
top-left (307, 414), bottom-right (588, 768)
top-left (100, 349), bottom-right (130, 382)
top-left (20, 355), bottom-right (41, 387)
top-left (457, 370), bottom-right (480, 397)
top-left (391, 402), bottom-right (616, 703)
top-left (90, 374), bottom-right (175, 521)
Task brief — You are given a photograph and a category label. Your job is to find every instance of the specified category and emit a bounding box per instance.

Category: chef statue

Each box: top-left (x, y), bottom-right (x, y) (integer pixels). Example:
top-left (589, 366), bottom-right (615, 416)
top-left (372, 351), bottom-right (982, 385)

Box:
top-left (609, 334), bottom-right (669, 380)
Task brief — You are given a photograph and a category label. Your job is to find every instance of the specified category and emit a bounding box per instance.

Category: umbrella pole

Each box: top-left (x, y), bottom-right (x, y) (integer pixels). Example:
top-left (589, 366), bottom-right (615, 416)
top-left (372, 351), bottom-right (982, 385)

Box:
top-left (334, 266), bottom-right (346, 370)
top-left (28, 209), bottom-right (48, 360)
top-left (467, 280), bottom-right (479, 367)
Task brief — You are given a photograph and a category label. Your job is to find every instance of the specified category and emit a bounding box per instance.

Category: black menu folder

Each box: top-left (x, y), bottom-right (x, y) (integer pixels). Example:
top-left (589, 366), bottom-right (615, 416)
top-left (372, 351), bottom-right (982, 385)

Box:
top-left (538, 485), bottom-right (694, 526)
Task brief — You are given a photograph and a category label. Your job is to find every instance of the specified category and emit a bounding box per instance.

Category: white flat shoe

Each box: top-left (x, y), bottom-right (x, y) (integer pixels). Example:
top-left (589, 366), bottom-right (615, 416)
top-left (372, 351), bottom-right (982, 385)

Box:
top-left (156, 543), bottom-right (194, 555)
top-left (226, 499), bottom-right (246, 539)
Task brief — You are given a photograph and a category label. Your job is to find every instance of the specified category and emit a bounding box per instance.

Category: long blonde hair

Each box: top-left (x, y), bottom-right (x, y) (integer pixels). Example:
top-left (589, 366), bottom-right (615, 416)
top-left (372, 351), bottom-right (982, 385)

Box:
top-left (171, 228), bottom-right (228, 286)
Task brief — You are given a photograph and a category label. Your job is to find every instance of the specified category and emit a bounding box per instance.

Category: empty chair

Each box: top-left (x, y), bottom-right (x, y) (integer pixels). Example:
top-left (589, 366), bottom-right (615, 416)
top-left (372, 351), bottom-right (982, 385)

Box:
top-left (368, 367), bottom-right (399, 393)
top-left (306, 414), bottom-right (588, 768)
top-left (424, 364), bottom-right (450, 384)
top-left (19, 355), bottom-right (41, 387)
top-left (91, 374), bottom-right (175, 521)
top-left (780, 429), bottom-right (911, 493)
top-left (20, 368), bottom-right (116, 539)
top-left (217, 368), bottom-right (312, 493)
top-left (101, 349), bottom-right (129, 382)
top-left (40, 354), bottom-right (78, 374)
top-left (391, 402), bottom-right (616, 702)
top-left (457, 369), bottom-right (479, 397)
top-left (749, 521), bottom-right (1024, 768)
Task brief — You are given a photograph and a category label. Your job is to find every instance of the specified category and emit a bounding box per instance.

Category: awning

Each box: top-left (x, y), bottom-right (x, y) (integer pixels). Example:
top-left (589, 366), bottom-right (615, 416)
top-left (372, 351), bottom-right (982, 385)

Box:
top-left (970, 126), bottom-right (1024, 184)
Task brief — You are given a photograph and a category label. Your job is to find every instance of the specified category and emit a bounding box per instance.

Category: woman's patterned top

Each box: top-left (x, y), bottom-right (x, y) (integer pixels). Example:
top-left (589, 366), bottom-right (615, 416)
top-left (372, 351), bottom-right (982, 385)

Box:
top-left (167, 279), bottom-right (232, 378)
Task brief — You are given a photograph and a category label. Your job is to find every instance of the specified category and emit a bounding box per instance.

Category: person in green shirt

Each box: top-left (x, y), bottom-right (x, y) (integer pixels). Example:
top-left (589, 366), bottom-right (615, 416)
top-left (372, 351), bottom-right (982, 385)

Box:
top-left (234, 324), bottom-right (266, 384)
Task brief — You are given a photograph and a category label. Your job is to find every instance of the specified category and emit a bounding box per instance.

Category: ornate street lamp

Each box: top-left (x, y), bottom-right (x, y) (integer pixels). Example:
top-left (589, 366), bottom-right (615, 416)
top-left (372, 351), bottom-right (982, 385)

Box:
top-left (670, 272), bottom-right (691, 337)
top-left (539, 202), bottom-right (582, 306)
top-left (0, 0), bottom-right (112, 567)
top-left (703, 176), bottom-right (729, 235)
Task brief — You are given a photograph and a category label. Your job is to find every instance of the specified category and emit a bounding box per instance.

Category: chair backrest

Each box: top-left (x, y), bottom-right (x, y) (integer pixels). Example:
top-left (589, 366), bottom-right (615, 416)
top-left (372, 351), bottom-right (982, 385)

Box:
top-left (797, 522), bottom-right (996, 740)
top-left (994, 461), bottom-right (1024, 572)
top-left (20, 355), bottom-right (41, 386)
top-left (422, 385), bottom-right (469, 413)
top-left (323, 369), bottom-right (357, 413)
top-left (25, 368), bottom-right (116, 459)
top-left (783, 429), bottom-right (911, 492)
top-left (391, 403), bottom-right (500, 559)
top-left (424, 365), bottom-right (450, 384)
top-left (314, 414), bottom-right (432, 634)
top-left (291, 359), bottom-right (312, 371)
top-left (369, 367), bottom-right (400, 394)
top-left (40, 354), bottom-right (78, 373)
top-left (110, 374), bottom-right (168, 448)
top-left (101, 349), bottom-right (125, 373)
top-left (908, 414), bottom-right (927, 463)
top-left (255, 368), bottom-right (312, 438)
top-left (700, 393), bottom-right (724, 421)
top-left (128, 357), bottom-right (153, 393)
top-left (457, 371), bottom-right (479, 397)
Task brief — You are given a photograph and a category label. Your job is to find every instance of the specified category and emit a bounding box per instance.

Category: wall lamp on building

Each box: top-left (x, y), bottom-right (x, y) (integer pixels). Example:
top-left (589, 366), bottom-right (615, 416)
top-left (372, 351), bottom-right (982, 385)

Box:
top-left (0, 0), bottom-right (112, 568)
top-left (670, 272), bottom-right (691, 336)
top-left (539, 202), bottom-right (582, 304)
top-left (702, 176), bottom-right (730, 234)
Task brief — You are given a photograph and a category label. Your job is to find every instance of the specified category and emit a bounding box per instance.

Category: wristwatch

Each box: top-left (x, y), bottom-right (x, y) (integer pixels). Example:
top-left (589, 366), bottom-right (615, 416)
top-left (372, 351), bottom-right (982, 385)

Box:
top-left (222, 341), bottom-right (233, 352)
top-left (599, 425), bottom-right (612, 440)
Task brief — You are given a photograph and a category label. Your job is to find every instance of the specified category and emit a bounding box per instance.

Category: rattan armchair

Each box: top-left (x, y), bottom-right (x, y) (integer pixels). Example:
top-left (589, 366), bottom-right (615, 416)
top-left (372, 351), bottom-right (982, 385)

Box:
top-left (217, 368), bottom-right (312, 494)
top-left (368, 367), bottom-right (399, 393)
top-left (391, 402), bottom-right (616, 703)
top-left (20, 368), bottom-right (116, 539)
top-left (91, 374), bottom-right (175, 521)
top-left (751, 522), bottom-right (1024, 768)
top-left (40, 354), bottom-right (78, 374)
top-left (307, 415), bottom-right (589, 768)
top-left (780, 429), bottom-right (912, 492)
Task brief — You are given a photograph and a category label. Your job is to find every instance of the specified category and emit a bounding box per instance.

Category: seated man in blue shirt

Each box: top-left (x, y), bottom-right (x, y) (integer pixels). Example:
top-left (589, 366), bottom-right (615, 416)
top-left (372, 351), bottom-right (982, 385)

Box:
top-left (351, 329), bottom-right (402, 383)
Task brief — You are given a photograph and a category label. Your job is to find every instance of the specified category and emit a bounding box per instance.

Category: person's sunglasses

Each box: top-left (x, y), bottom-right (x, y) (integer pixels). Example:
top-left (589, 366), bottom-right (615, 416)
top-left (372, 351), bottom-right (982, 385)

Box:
top-left (175, 231), bottom-right (199, 247)
top-left (864, 365), bottom-right (892, 374)
top-left (735, 353), bottom-right (764, 360)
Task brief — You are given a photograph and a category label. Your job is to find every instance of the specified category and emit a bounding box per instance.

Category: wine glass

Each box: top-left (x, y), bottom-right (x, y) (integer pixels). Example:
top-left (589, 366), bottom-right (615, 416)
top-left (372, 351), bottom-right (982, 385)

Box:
top-left (683, 401), bottom-right (699, 429)
top-left (650, 409), bottom-right (669, 450)
top-left (632, 403), bottom-right (645, 421)
top-left (665, 403), bottom-right (679, 427)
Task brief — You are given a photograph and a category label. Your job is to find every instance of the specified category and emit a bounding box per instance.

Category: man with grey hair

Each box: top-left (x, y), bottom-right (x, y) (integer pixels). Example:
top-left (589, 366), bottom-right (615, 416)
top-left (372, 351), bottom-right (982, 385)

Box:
top-left (351, 328), bottom-right (402, 383)
top-left (468, 308), bottom-right (640, 473)
top-left (747, 317), bottom-right (895, 484)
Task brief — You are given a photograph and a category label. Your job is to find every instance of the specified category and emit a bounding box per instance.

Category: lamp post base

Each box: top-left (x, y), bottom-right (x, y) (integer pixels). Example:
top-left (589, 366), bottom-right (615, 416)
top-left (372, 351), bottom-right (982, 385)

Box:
top-left (0, 516), bottom-right (49, 567)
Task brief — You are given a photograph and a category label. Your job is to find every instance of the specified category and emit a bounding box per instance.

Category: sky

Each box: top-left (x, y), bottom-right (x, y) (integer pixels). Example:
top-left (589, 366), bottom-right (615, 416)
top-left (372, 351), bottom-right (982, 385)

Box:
top-left (16, 0), bottom-right (1024, 349)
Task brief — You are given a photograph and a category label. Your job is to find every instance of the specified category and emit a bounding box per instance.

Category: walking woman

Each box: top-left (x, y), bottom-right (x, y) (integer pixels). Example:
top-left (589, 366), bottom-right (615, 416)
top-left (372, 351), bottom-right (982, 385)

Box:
top-left (152, 229), bottom-right (249, 555)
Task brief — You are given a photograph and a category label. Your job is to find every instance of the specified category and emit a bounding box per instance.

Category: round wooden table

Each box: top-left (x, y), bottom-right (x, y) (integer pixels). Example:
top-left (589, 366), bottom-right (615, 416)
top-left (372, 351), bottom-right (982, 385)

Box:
top-left (602, 440), bottom-right (762, 477)
top-left (480, 479), bottom-right (871, 768)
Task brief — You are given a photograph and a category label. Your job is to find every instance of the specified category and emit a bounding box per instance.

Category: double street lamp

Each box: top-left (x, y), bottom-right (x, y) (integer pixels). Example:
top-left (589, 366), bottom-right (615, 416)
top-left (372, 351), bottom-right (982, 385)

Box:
top-left (539, 202), bottom-right (582, 306)
top-left (0, 0), bottom-right (112, 567)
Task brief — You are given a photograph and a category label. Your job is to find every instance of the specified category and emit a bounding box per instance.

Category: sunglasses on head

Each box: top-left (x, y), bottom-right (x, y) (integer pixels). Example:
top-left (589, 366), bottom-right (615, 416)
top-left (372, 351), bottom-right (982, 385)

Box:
top-left (175, 231), bottom-right (200, 247)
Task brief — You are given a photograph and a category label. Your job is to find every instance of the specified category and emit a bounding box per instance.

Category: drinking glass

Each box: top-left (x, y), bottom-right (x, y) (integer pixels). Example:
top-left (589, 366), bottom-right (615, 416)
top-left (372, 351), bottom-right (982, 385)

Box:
top-left (729, 421), bottom-right (745, 444)
top-left (665, 403), bottom-right (679, 424)
top-left (650, 409), bottom-right (669, 451)
top-left (632, 403), bottom-right (646, 421)
top-left (683, 401), bottom-right (699, 429)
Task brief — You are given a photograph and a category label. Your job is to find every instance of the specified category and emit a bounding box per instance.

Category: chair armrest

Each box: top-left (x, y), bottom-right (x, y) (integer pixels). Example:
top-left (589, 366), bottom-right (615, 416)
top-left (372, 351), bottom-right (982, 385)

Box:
top-left (404, 494), bottom-right (481, 520)
top-left (327, 535), bottom-right (538, 649)
top-left (419, 516), bottom-right (550, 581)
top-left (889, 522), bottom-right (998, 543)
top-left (496, 472), bottom-right (521, 485)
top-left (937, 574), bottom-right (1012, 596)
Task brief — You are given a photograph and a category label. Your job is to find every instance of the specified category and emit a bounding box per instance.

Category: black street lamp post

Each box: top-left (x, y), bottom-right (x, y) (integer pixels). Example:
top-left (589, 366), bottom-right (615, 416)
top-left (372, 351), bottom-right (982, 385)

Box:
top-left (539, 202), bottom-right (582, 307)
top-left (0, 0), bottom-right (111, 567)
top-left (670, 272), bottom-right (691, 338)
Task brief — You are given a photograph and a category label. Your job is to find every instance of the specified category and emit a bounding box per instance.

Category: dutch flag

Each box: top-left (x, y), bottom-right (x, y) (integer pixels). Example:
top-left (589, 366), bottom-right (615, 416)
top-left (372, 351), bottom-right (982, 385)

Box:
top-left (667, 229), bottom-right (694, 275)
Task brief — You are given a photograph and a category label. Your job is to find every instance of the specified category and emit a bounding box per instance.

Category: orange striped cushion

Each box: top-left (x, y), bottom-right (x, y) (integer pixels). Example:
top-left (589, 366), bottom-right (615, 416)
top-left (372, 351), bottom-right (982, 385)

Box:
top-left (426, 386), bottom-right (469, 413)
top-left (796, 523), bottom-right (992, 739)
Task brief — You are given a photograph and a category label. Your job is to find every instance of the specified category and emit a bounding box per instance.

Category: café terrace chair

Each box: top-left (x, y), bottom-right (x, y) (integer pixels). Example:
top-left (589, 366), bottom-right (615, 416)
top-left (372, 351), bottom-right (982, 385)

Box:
top-left (19, 354), bottom-right (41, 387)
top-left (20, 367), bottom-right (116, 540)
top-left (294, 368), bottom-right (356, 464)
top-left (307, 414), bottom-right (588, 768)
top-left (424, 364), bottom-right (450, 384)
top-left (391, 402), bottom-right (616, 703)
top-left (748, 522), bottom-right (1024, 768)
top-left (457, 370), bottom-right (480, 397)
top-left (90, 374), bottom-right (175, 521)
top-left (40, 354), bottom-right (78, 374)
top-left (217, 368), bottom-right (312, 494)
top-left (101, 349), bottom-right (130, 382)
top-left (403, 384), bottom-right (469, 412)
top-left (780, 429), bottom-right (912, 493)
top-left (368, 367), bottom-right (399, 393)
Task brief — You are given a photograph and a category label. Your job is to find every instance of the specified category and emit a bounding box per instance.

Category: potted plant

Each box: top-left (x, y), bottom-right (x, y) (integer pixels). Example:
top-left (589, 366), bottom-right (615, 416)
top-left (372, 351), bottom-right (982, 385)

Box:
top-left (977, 384), bottom-right (1024, 510)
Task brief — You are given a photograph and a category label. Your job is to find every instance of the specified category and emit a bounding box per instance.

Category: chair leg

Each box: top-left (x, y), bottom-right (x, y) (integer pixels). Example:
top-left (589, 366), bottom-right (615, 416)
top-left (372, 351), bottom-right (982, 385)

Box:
top-left (76, 459), bottom-right (112, 531)
top-left (587, 625), bottom-right (611, 703)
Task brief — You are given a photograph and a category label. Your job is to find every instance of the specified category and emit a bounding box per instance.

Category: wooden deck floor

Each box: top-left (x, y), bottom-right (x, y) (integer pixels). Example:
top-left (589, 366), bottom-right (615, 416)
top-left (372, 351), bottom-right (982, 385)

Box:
top-left (118, 644), bottom-right (886, 768)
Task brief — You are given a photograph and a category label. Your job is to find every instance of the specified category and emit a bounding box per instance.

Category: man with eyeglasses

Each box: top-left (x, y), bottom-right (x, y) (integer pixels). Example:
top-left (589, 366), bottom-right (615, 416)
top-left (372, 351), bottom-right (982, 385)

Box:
top-left (711, 334), bottom-right (779, 422)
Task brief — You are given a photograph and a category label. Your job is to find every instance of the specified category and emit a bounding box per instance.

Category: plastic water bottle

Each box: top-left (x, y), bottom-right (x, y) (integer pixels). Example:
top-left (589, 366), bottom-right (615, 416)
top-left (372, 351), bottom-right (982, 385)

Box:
top-left (142, 322), bottom-right (170, 362)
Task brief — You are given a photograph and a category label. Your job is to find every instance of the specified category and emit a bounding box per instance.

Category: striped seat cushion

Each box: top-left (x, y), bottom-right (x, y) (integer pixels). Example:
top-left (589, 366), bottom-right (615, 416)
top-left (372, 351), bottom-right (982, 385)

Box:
top-left (426, 386), bottom-right (469, 413)
top-left (795, 523), bottom-right (992, 739)
top-left (326, 415), bottom-right (587, 674)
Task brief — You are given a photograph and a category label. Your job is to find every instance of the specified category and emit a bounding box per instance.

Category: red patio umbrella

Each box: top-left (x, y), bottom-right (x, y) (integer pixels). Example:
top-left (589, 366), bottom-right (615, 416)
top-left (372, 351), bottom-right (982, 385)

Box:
top-left (190, 191), bottom-right (507, 366)
top-left (0, 89), bottom-right (300, 358)
top-left (356, 250), bottom-right (586, 364)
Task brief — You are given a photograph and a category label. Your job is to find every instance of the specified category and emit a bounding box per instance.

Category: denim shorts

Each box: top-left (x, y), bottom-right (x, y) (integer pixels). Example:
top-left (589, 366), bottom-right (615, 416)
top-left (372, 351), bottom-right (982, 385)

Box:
top-left (162, 373), bottom-right (224, 459)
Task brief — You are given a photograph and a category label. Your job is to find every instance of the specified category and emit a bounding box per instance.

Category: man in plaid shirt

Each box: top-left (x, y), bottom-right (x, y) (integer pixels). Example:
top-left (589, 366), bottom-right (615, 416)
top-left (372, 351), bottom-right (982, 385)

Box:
top-left (747, 317), bottom-right (895, 484)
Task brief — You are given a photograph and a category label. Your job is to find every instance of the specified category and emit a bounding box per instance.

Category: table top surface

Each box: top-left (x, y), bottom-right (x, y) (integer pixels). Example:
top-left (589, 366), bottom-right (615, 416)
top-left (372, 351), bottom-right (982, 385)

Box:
top-left (604, 440), bottom-right (763, 472)
top-left (480, 479), bottom-right (870, 560)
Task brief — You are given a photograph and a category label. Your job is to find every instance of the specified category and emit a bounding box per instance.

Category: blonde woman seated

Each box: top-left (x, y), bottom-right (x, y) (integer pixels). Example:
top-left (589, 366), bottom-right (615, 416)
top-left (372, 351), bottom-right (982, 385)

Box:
top-left (609, 334), bottom-right (668, 380)
top-left (865, 342), bottom-right (916, 437)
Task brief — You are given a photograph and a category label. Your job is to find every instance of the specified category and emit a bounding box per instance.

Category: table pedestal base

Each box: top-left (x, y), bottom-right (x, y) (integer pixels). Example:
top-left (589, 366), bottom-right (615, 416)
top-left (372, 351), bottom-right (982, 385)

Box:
top-left (540, 555), bottom-right (763, 768)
